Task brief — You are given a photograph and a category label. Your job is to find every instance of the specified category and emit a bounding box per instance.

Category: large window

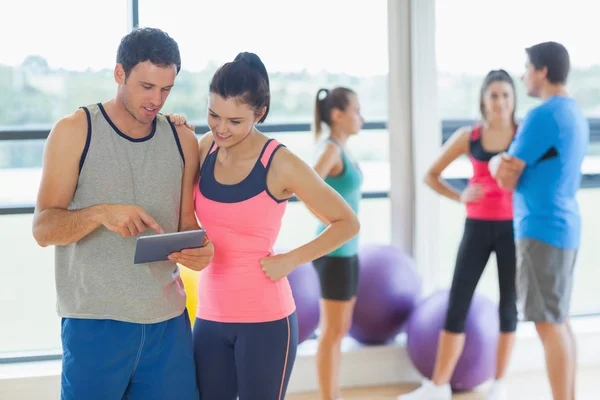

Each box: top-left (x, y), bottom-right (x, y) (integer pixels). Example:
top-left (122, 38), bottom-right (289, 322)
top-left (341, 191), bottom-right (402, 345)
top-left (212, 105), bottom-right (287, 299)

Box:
top-left (0, 0), bottom-right (129, 357)
top-left (435, 0), bottom-right (600, 315)
top-left (0, 1), bottom-right (129, 130)
top-left (436, 0), bottom-right (600, 120)
top-left (1, 1), bottom-right (389, 360)
top-left (0, 0), bottom-right (129, 174)
top-left (138, 0), bottom-right (388, 124)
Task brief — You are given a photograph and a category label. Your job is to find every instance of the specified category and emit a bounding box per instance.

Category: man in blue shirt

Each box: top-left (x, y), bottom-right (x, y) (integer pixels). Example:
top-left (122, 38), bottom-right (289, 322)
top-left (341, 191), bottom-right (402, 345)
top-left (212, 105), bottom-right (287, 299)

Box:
top-left (491, 42), bottom-right (588, 400)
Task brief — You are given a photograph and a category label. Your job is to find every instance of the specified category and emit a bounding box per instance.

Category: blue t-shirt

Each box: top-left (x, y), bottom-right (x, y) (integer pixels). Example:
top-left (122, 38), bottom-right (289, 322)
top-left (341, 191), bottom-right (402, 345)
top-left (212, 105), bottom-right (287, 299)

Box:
top-left (508, 96), bottom-right (589, 249)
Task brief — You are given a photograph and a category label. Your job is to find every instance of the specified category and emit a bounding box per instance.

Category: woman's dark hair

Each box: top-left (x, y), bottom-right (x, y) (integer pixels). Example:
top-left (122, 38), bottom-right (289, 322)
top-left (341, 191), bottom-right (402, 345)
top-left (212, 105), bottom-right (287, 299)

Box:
top-left (116, 27), bottom-right (181, 78)
top-left (526, 41), bottom-right (570, 84)
top-left (313, 87), bottom-right (355, 141)
top-left (479, 69), bottom-right (517, 125)
top-left (209, 52), bottom-right (270, 123)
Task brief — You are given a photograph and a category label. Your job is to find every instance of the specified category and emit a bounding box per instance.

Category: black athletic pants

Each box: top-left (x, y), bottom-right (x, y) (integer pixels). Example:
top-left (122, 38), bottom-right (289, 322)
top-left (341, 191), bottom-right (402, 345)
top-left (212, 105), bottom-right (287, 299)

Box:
top-left (444, 219), bottom-right (518, 333)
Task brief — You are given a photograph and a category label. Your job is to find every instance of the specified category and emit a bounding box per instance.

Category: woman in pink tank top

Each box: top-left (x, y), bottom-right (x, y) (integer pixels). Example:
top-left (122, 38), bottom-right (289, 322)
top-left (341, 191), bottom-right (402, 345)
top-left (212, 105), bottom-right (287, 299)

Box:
top-left (400, 70), bottom-right (519, 400)
top-left (189, 52), bottom-right (360, 400)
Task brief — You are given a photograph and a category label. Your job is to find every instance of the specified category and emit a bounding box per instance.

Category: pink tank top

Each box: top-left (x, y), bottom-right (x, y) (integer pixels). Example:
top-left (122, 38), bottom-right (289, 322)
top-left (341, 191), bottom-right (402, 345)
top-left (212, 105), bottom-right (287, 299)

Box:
top-left (193, 138), bottom-right (296, 323)
top-left (466, 126), bottom-right (514, 221)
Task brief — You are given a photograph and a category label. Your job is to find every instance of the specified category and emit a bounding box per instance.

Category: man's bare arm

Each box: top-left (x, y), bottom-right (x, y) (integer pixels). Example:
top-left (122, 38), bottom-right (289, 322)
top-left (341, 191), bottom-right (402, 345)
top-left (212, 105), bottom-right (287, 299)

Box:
top-left (175, 124), bottom-right (202, 233)
top-left (33, 110), bottom-right (162, 247)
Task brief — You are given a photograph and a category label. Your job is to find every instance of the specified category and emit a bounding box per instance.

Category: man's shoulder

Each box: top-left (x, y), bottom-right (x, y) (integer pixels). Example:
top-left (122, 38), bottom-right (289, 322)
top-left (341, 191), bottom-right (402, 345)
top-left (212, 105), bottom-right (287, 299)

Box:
top-left (525, 101), bottom-right (553, 120)
top-left (537, 96), bottom-right (584, 119)
top-left (41, 109), bottom-right (90, 163)
top-left (542, 98), bottom-right (589, 140)
top-left (53, 108), bottom-right (90, 137)
top-left (519, 101), bottom-right (562, 135)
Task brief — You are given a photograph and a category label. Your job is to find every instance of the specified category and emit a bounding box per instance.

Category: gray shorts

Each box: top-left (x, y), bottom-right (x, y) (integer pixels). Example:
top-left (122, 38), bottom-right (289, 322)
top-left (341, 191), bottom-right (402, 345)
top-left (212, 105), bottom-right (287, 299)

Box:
top-left (516, 238), bottom-right (577, 323)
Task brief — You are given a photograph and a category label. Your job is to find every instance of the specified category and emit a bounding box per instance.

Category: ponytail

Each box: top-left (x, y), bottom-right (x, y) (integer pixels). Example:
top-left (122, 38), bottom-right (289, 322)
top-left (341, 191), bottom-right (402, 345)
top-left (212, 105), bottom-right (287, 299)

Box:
top-left (314, 88), bottom-right (329, 142)
top-left (312, 87), bottom-right (355, 142)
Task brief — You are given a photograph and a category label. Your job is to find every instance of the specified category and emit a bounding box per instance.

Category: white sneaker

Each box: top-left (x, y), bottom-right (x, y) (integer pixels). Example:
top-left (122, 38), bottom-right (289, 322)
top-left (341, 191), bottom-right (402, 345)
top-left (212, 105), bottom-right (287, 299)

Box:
top-left (487, 380), bottom-right (507, 400)
top-left (397, 379), bottom-right (452, 400)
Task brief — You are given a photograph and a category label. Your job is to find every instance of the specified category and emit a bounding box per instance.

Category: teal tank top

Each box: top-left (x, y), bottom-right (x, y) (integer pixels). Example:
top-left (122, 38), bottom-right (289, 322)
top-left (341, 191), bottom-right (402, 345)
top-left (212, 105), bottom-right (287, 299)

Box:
top-left (316, 138), bottom-right (363, 257)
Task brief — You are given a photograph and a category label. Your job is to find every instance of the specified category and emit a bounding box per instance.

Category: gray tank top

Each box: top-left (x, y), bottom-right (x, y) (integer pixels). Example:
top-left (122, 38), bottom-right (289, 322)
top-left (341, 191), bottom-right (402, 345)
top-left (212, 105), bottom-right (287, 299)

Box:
top-left (55, 103), bottom-right (187, 323)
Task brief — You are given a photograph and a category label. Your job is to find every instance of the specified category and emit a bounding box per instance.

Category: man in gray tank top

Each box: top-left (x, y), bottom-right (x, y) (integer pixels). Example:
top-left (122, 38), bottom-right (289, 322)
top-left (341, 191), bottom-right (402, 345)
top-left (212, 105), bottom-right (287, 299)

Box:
top-left (32, 27), bottom-right (212, 400)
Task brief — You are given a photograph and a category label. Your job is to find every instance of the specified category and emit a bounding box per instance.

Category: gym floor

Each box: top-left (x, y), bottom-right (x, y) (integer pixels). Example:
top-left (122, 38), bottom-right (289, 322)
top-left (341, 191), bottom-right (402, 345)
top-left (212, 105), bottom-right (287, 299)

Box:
top-left (287, 367), bottom-right (600, 399)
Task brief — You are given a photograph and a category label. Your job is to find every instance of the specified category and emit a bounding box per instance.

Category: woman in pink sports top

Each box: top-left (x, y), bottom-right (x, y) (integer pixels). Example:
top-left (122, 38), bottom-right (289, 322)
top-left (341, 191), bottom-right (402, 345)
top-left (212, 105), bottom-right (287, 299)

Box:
top-left (190, 52), bottom-right (360, 400)
top-left (400, 70), bottom-right (519, 400)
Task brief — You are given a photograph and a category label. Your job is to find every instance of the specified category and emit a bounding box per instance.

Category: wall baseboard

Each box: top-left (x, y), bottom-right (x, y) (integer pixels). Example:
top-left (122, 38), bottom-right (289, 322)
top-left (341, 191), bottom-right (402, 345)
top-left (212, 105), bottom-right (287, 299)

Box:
top-left (289, 318), bottom-right (600, 393)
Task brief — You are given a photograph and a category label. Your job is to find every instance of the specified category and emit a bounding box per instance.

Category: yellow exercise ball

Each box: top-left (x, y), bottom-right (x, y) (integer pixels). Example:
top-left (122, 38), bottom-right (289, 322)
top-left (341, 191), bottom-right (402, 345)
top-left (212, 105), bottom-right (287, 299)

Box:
top-left (179, 266), bottom-right (200, 327)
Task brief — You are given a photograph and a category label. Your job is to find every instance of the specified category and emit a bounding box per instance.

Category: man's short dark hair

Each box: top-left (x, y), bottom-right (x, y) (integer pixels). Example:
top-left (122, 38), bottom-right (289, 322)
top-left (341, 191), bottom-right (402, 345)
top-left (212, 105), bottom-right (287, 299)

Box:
top-left (525, 41), bottom-right (570, 84)
top-left (116, 27), bottom-right (181, 77)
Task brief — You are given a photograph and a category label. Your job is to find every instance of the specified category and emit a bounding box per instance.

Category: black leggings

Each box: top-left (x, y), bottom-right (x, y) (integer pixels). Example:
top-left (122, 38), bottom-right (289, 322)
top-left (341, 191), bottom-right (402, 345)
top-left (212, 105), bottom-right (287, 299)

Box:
top-left (444, 219), bottom-right (518, 333)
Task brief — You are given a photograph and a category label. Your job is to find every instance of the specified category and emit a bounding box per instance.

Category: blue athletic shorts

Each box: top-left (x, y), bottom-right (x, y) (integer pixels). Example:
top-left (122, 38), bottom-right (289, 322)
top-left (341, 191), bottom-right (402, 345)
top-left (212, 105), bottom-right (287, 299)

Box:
top-left (60, 309), bottom-right (198, 400)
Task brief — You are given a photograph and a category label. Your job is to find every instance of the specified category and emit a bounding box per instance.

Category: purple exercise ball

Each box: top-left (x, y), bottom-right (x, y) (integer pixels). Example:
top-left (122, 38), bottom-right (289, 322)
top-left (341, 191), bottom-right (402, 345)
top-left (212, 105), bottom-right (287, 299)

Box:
top-left (349, 244), bottom-right (422, 345)
top-left (405, 289), bottom-right (500, 391)
top-left (286, 260), bottom-right (321, 344)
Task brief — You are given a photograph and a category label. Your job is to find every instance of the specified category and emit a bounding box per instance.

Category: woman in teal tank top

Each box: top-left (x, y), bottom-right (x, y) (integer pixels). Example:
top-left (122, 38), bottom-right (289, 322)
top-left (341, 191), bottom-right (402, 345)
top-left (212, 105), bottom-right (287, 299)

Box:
top-left (311, 87), bottom-right (364, 400)
top-left (315, 140), bottom-right (362, 257)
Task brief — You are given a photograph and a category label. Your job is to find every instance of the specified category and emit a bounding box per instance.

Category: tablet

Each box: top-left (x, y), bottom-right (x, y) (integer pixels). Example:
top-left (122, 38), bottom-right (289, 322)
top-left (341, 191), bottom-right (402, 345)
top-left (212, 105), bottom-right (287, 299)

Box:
top-left (133, 229), bottom-right (206, 264)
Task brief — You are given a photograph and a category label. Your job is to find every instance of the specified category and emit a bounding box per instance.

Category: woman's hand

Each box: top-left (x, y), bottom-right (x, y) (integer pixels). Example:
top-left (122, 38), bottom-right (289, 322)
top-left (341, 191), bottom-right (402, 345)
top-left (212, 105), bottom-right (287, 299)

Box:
top-left (259, 252), bottom-right (296, 281)
top-left (460, 183), bottom-right (484, 203)
top-left (169, 239), bottom-right (214, 272)
top-left (166, 113), bottom-right (195, 132)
